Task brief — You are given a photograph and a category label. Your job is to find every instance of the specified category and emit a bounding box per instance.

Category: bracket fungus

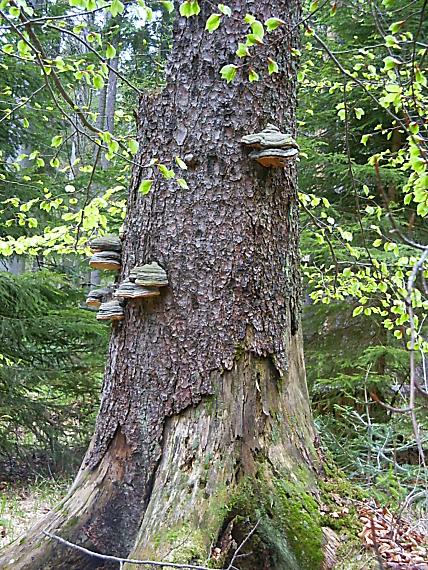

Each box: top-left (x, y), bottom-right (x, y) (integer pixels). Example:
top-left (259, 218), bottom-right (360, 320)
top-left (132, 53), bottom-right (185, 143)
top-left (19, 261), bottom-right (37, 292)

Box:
top-left (96, 300), bottom-right (124, 321)
top-left (114, 280), bottom-right (160, 300)
top-left (89, 235), bottom-right (122, 253)
top-left (129, 262), bottom-right (168, 288)
top-left (89, 250), bottom-right (121, 271)
top-left (241, 123), bottom-right (299, 168)
top-left (88, 234), bottom-right (122, 271)
top-left (85, 287), bottom-right (112, 309)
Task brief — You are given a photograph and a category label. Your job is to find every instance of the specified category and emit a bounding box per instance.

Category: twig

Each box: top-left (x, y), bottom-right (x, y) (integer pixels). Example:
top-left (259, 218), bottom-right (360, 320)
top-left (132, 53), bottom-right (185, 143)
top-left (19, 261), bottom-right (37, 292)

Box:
top-left (0, 85), bottom-right (45, 123)
top-left (44, 521), bottom-right (260, 570)
top-left (74, 146), bottom-right (101, 250)
top-left (43, 531), bottom-right (213, 569)
top-left (298, 197), bottom-right (340, 286)
top-left (226, 520), bottom-right (259, 570)
top-left (406, 246), bottom-right (428, 468)
top-left (46, 23), bottom-right (141, 95)
top-left (0, 4), bottom-right (99, 134)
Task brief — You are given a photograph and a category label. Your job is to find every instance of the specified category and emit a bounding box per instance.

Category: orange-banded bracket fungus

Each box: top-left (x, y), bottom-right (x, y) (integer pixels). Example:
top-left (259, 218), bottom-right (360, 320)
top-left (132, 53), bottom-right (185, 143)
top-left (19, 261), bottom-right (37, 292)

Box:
top-left (85, 287), bottom-right (112, 309)
top-left (114, 280), bottom-right (161, 300)
top-left (96, 300), bottom-right (125, 321)
top-left (129, 262), bottom-right (168, 288)
top-left (241, 123), bottom-right (299, 168)
top-left (89, 250), bottom-right (121, 271)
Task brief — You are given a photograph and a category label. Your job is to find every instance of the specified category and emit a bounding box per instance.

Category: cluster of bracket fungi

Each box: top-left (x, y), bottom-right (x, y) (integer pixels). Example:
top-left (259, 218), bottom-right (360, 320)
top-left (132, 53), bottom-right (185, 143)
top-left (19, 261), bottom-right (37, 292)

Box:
top-left (83, 123), bottom-right (292, 319)
top-left (241, 123), bottom-right (299, 168)
top-left (85, 235), bottom-right (168, 322)
top-left (89, 235), bottom-right (122, 271)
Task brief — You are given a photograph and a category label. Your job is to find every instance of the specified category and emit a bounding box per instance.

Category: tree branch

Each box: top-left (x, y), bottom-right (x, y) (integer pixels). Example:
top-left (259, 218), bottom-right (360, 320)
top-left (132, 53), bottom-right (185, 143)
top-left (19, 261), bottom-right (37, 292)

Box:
top-left (43, 523), bottom-right (260, 570)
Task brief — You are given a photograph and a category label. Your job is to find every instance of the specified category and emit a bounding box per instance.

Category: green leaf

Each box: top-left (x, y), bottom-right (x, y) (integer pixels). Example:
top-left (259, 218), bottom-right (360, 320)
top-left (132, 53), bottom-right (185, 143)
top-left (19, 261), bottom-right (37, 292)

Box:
top-left (158, 164), bottom-right (175, 179)
top-left (139, 180), bottom-right (153, 195)
top-left (110, 0), bottom-right (125, 17)
top-left (265, 17), bottom-right (285, 32)
top-left (244, 14), bottom-right (256, 24)
top-left (51, 135), bottom-right (63, 148)
top-left (128, 139), bottom-right (139, 155)
top-left (383, 55), bottom-right (401, 70)
top-left (236, 43), bottom-right (250, 58)
top-left (9, 6), bottom-right (20, 17)
top-left (248, 68), bottom-right (259, 82)
top-left (220, 64), bottom-right (238, 83)
top-left (175, 157), bottom-right (188, 170)
top-left (218, 4), bottom-right (231, 16)
top-left (179, 0), bottom-right (200, 17)
top-left (246, 34), bottom-right (262, 46)
top-left (250, 20), bottom-right (264, 42)
top-left (352, 306), bottom-right (363, 317)
top-left (389, 20), bottom-right (404, 33)
top-left (105, 44), bottom-right (116, 59)
top-left (267, 58), bottom-right (279, 74)
top-left (160, 1), bottom-right (174, 12)
top-left (176, 178), bottom-right (189, 189)
top-left (205, 13), bottom-right (222, 33)
top-left (384, 35), bottom-right (399, 48)
top-left (93, 74), bottom-right (105, 89)
top-left (354, 107), bottom-right (365, 119)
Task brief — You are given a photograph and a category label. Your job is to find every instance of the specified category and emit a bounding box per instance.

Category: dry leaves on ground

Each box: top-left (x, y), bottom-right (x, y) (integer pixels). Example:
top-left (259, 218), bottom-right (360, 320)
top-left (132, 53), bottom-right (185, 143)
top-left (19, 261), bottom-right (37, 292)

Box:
top-left (359, 503), bottom-right (428, 569)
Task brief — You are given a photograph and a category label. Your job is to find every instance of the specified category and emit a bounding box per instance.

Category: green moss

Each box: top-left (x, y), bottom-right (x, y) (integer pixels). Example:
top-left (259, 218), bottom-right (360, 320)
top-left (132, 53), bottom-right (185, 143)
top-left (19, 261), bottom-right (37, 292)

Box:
top-left (318, 456), bottom-right (366, 537)
top-left (228, 472), bottom-right (324, 570)
top-left (274, 479), bottom-right (323, 568)
top-left (62, 515), bottom-right (79, 530)
top-left (149, 486), bottom-right (230, 567)
top-left (163, 524), bottom-right (207, 563)
top-left (234, 342), bottom-right (246, 361)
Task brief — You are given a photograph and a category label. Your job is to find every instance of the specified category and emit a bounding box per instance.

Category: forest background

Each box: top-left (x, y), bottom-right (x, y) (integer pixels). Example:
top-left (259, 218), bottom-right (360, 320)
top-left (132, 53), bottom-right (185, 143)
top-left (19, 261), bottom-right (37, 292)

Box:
top-left (0, 0), bottom-right (426, 564)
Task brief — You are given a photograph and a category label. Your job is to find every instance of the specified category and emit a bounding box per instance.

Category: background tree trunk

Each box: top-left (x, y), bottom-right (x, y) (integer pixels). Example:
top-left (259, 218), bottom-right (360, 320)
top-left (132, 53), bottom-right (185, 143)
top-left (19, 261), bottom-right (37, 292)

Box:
top-left (0, 1), bottom-right (323, 568)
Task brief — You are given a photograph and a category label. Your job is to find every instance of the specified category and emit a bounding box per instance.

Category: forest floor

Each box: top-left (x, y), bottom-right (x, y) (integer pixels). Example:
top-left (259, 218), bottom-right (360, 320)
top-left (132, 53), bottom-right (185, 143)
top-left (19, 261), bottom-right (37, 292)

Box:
top-left (0, 478), bottom-right (69, 549)
top-left (0, 450), bottom-right (76, 549)
top-left (0, 455), bottom-right (427, 568)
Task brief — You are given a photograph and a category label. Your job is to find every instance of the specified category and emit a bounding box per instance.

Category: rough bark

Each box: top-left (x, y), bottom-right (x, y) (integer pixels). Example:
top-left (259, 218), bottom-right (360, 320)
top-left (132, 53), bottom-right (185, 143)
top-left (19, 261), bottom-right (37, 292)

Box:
top-left (0, 1), bottom-right (323, 568)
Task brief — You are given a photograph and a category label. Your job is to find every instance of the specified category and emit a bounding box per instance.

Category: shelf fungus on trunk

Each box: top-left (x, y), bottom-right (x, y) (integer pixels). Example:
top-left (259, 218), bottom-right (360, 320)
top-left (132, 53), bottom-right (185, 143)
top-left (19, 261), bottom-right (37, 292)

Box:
top-left (129, 262), bottom-right (168, 288)
top-left (89, 250), bottom-right (121, 271)
top-left (114, 279), bottom-right (161, 300)
top-left (85, 287), bottom-right (112, 309)
top-left (241, 123), bottom-right (299, 167)
top-left (96, 299), bottom-right (125, 321)
top-left (89, 235), bottom-right (122, 253)
top-left (88, 235), bottom-right (122, 271)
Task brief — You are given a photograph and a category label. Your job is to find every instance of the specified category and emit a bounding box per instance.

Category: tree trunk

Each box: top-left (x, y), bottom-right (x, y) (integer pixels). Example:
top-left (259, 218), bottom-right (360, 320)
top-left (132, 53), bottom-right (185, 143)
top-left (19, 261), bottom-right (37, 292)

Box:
top-left (0, 1), bottom-right (324, 568)
top-left (101, 55), bottom-right (118, 169)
